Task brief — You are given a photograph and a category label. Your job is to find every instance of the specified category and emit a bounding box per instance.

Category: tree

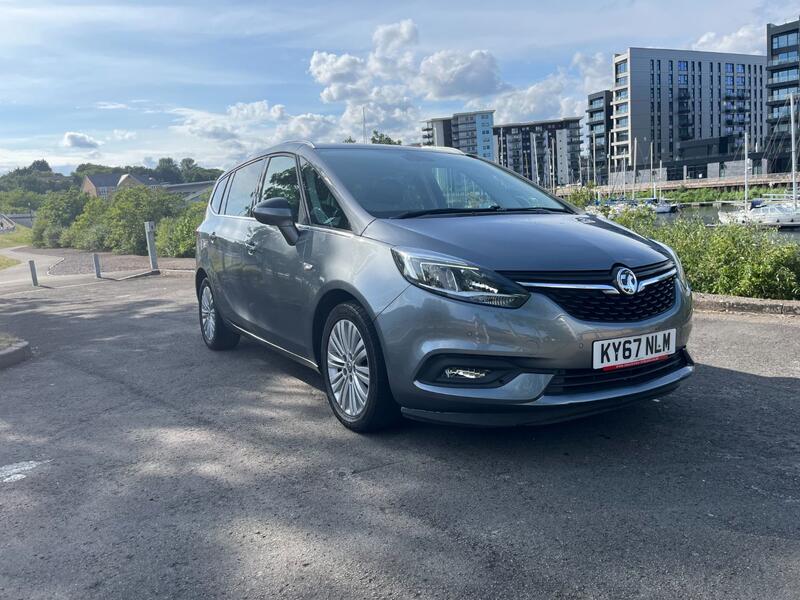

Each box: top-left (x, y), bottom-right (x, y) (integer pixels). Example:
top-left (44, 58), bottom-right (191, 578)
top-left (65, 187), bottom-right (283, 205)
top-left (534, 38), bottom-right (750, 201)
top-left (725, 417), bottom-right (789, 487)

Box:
top-left (103, 187), bottom-right (185, 254)
top-left (370, 130), bottom-right (401, 145)
top-left (154, 158), bottom-right (184, 184)
top-left (0, 161), bottom-right (74, 194)
top-left (177, 157), bottom-right (222, 182)
top-left (342, 136), bottom-right (357, 143)
top-left (31, 189), bottom-right (90, 247)
top-left (180, 158), bottom-right (197, 174)
top-left (30, 160), bottom-right (52, 173)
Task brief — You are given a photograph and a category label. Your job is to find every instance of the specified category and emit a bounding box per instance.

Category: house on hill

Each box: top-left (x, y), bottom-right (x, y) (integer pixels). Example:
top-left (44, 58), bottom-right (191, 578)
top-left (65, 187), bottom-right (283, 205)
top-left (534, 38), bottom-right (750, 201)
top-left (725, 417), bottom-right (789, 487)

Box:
top-left (81, 172), bottom-right (213, 201)
top-left (81, 173), bottom-right (123, 199)
top-left (117, 173), bottom-right (161, 190)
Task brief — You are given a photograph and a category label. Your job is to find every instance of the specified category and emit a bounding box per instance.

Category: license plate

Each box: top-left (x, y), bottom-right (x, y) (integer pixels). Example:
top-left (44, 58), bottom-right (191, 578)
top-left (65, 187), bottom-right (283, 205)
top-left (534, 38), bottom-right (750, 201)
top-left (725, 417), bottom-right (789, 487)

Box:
top-left (592, 329), bottom-right (676, 370)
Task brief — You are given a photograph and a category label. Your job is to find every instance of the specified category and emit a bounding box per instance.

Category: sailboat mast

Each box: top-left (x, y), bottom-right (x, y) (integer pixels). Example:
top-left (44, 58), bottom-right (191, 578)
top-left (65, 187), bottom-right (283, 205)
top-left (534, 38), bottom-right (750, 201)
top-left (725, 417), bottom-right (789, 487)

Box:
top-left (744, 131), bottom-right (749, 211)
top-left (631, 138), bottom-right (637, 202)
top-left (791, 93), bottom-right (797, 210)
top-left (650, 141), bottom-right (655, 199)
top-left (659, 160), bottom-right (662, 200)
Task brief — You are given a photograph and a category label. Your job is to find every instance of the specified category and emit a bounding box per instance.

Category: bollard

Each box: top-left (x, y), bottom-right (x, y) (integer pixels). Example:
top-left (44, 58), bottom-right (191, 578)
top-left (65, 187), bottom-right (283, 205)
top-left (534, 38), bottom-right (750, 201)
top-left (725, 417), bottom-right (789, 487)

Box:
top-left (144, 221), bottom-right (158, 271)
top-left (92, 253), bottom-right (101, 278)
top-left (28, 260), bottom-right (38, 287)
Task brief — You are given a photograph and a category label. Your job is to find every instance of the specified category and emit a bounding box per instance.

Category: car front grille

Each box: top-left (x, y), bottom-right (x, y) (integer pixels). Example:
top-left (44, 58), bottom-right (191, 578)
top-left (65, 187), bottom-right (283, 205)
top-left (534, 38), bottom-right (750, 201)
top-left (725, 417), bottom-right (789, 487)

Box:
top-left (544, 349), bottom-right (690, 396)
top-left (500, 260), bottom-right (677, 323)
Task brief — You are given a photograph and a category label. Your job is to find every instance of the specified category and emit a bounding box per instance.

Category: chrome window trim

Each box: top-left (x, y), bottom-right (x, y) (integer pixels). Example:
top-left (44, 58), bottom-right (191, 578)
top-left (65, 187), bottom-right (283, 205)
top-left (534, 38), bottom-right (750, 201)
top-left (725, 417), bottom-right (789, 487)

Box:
top-left (516, 268), bottom-right (677, 296)
top-left (296, 223), bottom-right (356, 238)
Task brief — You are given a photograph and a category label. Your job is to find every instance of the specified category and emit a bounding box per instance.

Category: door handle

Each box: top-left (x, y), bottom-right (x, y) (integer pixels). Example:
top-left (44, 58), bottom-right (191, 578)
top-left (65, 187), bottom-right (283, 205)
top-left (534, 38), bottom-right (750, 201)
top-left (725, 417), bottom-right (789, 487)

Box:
top-left (209, 232), bottom-right (217, 244)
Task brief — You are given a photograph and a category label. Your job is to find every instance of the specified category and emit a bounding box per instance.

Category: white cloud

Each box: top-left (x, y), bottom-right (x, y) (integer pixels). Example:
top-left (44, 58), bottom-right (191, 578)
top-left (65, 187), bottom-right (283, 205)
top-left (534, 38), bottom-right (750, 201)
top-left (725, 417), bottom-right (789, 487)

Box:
top-left (417, 50), bottom-right (505, 100)
top-left (61, 131), bottom-right (101, 149)
top-left (480, 74), bottom-right (571, 124)
top-left (94, 101), bottom-right (129, 110)
top-left (571, 52), bottom-right (613, 95)
top-left (368, 19), bottom-right (419, 78)
top-left (110, 129), bottom-right (137, 141)
top-left (692, 25), bottom-right (763, 54)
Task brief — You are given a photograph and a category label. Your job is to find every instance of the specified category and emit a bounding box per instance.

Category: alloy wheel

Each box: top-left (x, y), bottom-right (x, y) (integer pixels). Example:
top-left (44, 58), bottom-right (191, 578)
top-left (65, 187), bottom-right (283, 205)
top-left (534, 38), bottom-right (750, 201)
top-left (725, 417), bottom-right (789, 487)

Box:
top-left (326, 319), bottom-right (370, 417)
top-left (200, 285), bottom-right (217, 341)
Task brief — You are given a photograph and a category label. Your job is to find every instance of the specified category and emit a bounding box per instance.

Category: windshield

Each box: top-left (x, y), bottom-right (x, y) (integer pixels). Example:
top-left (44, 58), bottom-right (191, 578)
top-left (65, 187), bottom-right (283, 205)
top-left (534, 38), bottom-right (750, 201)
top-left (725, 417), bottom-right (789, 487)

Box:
top-left (316, 148), bottom-right (572, 218)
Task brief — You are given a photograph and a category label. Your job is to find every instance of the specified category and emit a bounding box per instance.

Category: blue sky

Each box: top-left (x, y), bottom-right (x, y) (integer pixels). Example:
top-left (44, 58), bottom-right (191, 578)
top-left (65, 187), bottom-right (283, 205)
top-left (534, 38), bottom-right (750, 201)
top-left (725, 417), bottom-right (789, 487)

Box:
top-left (0, 0), bottom-right (793, 173)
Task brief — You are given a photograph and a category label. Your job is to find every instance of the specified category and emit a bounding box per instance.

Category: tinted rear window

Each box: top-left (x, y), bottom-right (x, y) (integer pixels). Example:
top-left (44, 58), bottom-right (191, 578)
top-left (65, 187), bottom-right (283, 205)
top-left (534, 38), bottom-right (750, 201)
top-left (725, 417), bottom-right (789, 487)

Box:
top-left (223, 159), bottom-right (265, 217)
top-left (209, 176), bottom-right (228, 213)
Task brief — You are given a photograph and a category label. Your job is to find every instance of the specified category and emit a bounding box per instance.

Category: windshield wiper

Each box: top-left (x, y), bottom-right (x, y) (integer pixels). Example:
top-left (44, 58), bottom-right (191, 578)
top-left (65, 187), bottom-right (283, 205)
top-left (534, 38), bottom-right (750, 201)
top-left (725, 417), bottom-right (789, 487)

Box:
top-left (393, 205), bottom-right (503, 219)
top-left (495, 206), bottom-right (572, 214)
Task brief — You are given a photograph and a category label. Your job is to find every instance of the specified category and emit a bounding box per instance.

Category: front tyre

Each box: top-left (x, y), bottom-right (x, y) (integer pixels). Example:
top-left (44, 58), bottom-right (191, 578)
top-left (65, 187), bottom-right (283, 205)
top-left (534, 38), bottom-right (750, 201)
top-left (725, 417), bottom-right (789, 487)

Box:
top-left (321, 302), bottom-right (400, 432)
top-left (198, 279), bottom-right (240, 350)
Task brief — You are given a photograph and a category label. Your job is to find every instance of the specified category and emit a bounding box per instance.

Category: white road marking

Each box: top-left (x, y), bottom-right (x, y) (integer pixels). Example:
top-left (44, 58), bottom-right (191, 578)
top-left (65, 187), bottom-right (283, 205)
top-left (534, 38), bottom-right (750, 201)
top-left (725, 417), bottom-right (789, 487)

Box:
top-left (0, 460), bottom-right (50, 483)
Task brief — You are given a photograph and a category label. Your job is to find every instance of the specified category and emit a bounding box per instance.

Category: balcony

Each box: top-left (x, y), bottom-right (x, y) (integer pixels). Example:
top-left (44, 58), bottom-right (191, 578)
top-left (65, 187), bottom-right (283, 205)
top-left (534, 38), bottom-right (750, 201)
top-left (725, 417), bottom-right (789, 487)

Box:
top-left (769, 71), bottom-right (800, 85)
top-left (768, 55), bottom-right (799, 68)
top-left (723, 91), bottom-right (749, 100)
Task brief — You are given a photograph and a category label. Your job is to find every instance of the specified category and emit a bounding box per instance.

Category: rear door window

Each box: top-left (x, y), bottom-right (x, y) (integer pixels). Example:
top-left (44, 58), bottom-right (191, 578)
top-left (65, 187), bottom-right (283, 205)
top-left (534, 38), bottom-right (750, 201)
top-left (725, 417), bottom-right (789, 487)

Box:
top-left (223, 159), bottom-right (265, 217)
top-left (209, 175), bottom-right (229, 213)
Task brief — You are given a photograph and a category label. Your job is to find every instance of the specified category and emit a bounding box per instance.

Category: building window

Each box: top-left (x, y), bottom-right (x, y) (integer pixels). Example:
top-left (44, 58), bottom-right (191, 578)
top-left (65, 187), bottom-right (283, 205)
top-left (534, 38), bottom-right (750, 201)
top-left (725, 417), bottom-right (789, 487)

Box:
top-left (725, 63), bottom-right (734, 73)
top-left (678, 60), bottom-right (688, 71)
top-left (773, 32), bottom-right (800, 49)
top-left (736, 64), bottom-right (745, 73)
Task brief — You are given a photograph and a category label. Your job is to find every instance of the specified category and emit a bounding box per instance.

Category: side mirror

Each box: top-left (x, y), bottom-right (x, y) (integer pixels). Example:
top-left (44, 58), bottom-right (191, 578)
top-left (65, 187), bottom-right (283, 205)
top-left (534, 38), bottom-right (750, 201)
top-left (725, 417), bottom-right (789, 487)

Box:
top-left (252, 197), bottom-right (299, 245)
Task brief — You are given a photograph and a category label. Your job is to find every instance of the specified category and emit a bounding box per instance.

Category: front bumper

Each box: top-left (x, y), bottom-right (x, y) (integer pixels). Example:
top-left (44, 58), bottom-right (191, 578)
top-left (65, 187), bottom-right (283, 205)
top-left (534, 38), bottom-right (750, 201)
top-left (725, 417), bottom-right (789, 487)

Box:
top-left (374, 279), bottom-right (694, 426)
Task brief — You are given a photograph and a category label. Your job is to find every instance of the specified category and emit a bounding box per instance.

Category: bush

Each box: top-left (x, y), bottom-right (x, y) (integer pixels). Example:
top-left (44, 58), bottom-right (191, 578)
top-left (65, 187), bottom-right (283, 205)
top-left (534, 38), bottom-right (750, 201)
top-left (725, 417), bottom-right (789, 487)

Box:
top-left (612, 207), bottom-right (800, 300)
top-left (566, 185), bottom-right (598, 209)
top-left (156, 202), bottom-right (206, 258)
top-left (31, 189), bottom-right (89, 247)
top-left (60, 197), bottom-right (111, 251)
top-left (103, 187), bottom-right (185, 255)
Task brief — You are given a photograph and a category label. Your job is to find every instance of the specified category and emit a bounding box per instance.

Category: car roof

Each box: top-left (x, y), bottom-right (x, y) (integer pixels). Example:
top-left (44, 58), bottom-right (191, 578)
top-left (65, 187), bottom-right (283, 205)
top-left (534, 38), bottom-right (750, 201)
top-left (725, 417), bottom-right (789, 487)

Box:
top-left (218, 141), bottom-right (467, 180)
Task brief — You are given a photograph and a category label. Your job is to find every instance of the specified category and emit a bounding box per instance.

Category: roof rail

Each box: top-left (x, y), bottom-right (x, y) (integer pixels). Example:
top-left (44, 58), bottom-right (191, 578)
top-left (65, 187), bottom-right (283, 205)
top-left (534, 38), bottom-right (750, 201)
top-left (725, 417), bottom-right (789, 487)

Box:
top-left (284, 140), bottom-right (316, 148)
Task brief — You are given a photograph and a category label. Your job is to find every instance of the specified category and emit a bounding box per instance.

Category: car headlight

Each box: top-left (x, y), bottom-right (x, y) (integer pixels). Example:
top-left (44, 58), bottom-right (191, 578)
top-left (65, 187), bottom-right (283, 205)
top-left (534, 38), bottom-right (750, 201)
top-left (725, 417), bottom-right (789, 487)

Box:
top-left (391, 248), bottom-right (529, 308)
top-left (653, 240), bottom-right (688, 288)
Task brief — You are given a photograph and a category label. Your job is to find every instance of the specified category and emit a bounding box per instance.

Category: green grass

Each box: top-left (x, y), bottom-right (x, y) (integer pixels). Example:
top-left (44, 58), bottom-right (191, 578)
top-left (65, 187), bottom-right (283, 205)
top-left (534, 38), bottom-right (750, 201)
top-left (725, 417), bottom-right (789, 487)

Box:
top-left (0, 255), bottom-right (20, 271)
top-left (0, 224), bottom-right (32, 248)
top-left (0, 332), bottom-right (20, 350)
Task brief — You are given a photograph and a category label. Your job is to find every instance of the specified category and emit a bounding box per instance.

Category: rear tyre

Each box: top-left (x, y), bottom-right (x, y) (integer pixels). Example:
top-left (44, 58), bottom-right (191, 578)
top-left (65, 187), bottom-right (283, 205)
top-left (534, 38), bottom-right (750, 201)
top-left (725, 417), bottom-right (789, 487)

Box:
top-left (199, 279), bottom-right (240, 350)
top-left (321, 302), bottom-right (400, 432)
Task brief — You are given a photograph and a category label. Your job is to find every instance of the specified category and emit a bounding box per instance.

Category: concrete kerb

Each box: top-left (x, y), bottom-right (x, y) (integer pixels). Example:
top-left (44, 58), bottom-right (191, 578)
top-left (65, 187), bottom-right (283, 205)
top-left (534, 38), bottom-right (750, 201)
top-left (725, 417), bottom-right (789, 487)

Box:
top-left (693, 292), bottom-right (800, 316)
top-left (0, 339), bottom-right (32, 369)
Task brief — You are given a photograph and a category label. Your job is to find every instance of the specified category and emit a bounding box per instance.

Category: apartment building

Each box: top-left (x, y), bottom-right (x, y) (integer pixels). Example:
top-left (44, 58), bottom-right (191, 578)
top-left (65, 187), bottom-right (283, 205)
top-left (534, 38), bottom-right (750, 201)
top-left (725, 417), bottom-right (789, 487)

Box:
top-left (766, 18), bottom-right (800, 173)
top-left (609, 47), bottom-right (767, 173)
top-left (421, 110), bottom-right (495, 159)
top-left (586, 90), bottom-right (613, 184)
top-left (492, 118), bottom-right (582, 187)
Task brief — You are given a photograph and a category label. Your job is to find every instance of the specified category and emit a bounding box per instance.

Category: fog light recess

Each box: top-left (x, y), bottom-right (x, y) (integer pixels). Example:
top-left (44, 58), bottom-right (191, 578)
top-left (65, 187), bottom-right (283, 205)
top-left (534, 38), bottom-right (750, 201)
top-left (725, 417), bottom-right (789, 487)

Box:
top-left (443, 367), bottom-right (492, 381)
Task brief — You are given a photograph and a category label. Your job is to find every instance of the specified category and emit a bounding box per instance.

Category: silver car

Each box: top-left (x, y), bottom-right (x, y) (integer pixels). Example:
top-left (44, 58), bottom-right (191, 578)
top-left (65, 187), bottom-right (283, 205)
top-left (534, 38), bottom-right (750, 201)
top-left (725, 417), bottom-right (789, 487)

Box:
top-left (195, 142), bottom-right (693, 431)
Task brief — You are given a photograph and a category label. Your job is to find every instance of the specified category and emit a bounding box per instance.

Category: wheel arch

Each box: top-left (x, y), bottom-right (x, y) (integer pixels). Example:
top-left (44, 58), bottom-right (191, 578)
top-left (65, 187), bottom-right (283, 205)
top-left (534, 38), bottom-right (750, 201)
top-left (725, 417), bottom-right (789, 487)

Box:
top-left (311, 286), bottom-right (373, 369)
top-left (195, 268), bottom-right (208, 299)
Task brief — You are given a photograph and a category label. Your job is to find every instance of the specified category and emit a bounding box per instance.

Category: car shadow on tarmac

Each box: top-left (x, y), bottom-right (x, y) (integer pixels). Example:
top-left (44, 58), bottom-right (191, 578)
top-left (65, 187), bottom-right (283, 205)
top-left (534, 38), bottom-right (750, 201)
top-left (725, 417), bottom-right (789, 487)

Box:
top-left (2, 284), bottom-right (799, 598)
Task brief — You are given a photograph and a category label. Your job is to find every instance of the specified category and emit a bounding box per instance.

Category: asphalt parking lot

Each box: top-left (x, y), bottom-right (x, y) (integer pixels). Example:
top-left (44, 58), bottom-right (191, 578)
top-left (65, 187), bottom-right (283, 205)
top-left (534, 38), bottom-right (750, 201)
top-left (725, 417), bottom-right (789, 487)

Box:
top-left (1, 274), bottom-right (799, 599)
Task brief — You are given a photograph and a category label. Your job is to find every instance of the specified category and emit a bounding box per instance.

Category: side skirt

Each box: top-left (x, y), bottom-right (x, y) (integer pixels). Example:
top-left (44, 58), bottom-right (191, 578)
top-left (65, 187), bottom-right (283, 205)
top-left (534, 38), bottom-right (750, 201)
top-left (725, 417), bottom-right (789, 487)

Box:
top-left (227, 321), bottom-right (319, 371)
